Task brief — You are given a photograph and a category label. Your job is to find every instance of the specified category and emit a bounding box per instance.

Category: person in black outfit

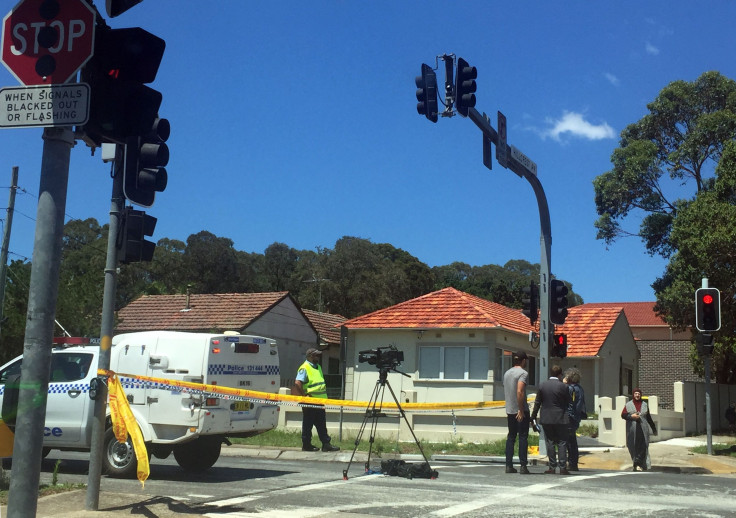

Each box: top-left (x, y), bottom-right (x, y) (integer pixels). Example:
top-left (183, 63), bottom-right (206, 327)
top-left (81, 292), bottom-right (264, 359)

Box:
top-left (531, 365), bottom-right (571, 475)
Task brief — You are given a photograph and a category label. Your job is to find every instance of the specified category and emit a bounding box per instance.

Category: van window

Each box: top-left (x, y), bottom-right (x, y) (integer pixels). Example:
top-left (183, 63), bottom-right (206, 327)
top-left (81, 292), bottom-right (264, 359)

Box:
top-left (50, 353), bottom-right (94, 382)
top-left (0, 360), bottom-right (22, 384)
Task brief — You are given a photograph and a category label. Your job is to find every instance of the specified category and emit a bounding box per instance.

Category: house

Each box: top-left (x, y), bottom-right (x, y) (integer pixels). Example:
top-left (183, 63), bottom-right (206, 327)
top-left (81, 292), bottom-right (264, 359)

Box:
top-left (584, 302), bottom-right (696, 409)
top-left (115, 292), bottom-right (320, 388)
top-left (341, 288), bottom-right (638, 407)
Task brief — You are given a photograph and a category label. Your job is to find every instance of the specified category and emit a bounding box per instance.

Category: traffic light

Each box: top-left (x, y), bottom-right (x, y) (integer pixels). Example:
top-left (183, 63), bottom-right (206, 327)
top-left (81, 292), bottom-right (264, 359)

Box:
top-left (695, 333), bottom-right (714, 356)
top-left (550, 279), bottom-right (569, 325)
top-left (82, 27), bottom-right (166, 146)
top-left (695, 287), bottom-right (721, 332)
top-left (552, 333), bottom-right (567, 358)
top-left (124, 118), bottom-right (170, 207)
top-left (117, 207), bottom-right (157, 263)
top-left (415, 64), bottom-right (438, 123)
top-left (455, 57), bottom-right (477, 117)
top-left (522, 281), bottom-right (538, 325)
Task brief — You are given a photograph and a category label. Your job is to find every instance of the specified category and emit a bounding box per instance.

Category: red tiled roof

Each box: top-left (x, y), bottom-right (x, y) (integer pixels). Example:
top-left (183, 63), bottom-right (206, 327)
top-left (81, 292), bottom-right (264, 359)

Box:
top-left (583, 302), bottom-right (664, 327)
top-left (302, 309), bottom-right (347, 346)
top-left (556, 305), bottom-right (625, 357)
top-left (342, 287), bottom-right (532, 335)
top-left (115, 292), bottom-right (292, 332)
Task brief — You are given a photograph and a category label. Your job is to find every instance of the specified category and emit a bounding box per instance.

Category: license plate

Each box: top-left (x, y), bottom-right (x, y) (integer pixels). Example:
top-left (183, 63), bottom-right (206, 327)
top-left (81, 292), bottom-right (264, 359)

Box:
top-left (231, 401), bottom-right (250, 412)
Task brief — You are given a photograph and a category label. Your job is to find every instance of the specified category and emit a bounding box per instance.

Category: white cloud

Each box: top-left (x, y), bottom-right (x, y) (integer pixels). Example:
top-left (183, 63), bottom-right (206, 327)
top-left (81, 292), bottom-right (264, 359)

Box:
top-left (543, 111), bottom-right (616, 141)
top-left (645, 41), bottom-right (660, 55)
top-left (604, 72), bottom-right (620, 86)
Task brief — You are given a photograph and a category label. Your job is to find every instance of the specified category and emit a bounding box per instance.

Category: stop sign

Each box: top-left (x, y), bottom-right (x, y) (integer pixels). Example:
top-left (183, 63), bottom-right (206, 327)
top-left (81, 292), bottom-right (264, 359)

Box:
top-left (1, 0), bottom-right (95, 86)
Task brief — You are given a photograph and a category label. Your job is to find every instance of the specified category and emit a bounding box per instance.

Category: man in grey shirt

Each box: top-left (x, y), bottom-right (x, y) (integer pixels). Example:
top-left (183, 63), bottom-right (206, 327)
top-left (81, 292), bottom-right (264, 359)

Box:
top-left (503, 351), bottom-right (530, 474)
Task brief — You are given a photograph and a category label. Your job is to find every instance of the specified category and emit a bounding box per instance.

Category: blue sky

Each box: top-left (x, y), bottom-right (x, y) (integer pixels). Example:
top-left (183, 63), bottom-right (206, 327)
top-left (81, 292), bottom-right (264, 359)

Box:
top-left (1, 1), bottom-right (734, 304)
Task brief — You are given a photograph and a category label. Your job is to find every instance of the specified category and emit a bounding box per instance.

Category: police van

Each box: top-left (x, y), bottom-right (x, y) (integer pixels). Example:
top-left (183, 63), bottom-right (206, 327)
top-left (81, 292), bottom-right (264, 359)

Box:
top-left (0, 331), bottom-right (281, 477)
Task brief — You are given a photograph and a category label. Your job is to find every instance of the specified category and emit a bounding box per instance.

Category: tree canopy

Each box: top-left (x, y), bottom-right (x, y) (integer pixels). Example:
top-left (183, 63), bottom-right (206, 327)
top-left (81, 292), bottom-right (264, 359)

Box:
top-left (594, 71), bottom-right (736, 382)
top-left (0, 225), bottom-right (581, 364)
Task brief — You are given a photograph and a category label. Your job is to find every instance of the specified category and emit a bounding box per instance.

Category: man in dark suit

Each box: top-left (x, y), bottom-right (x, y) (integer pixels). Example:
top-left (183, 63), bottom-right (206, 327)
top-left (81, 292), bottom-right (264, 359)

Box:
top-left (531, 365), bottom-right (571, 474)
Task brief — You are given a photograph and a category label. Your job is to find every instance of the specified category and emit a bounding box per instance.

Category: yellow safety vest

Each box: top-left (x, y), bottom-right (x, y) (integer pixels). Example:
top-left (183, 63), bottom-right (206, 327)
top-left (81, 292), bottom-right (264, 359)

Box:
top-left (299, 361), bottom-right (327, 399)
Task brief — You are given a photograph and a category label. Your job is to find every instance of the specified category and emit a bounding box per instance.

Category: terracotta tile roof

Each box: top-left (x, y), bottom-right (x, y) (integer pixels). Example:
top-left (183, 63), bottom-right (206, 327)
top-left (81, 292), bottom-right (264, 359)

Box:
top-left (556, 305), bottom-right (625, 357)
top-left (302, 309), bottom-right (347, 346)
top-left (342, 287), bottom-right (532, 335)
top-left (583, 302), bottom-right (665, 327)
top-left (115, 292), bottom-right (292, 332)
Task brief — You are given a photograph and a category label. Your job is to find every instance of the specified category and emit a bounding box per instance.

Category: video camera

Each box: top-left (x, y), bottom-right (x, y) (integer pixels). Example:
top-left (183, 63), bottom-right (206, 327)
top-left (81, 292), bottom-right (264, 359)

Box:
top-left (358, 345), bottom-right (404, 370)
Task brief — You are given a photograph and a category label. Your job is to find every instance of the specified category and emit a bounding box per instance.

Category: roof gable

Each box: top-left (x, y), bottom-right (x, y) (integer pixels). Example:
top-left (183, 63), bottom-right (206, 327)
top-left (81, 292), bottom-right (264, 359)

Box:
top-left (302, 309), bottom-right (347, 346)
top-left (115, 292), bottom-right (292, 332)
top-left (556, 305), bottom-right (625, 356)
top-left (342, 287), bottom-right (531, 334)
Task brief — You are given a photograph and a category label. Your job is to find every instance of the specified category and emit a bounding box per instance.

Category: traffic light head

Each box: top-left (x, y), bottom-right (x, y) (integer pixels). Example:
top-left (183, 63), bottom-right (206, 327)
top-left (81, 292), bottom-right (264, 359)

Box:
top-left (550, 279), bottom-right (569, 325)
top-left (695, 332), bottom-right (714, 356)
top-left (415, 64), bottom-right (438, 123)
top-left (455, 57), bottom-right (477, 117)
top-left (695, 287), bottom-right (721, 332)
top-left (522, 281), bottom-right (538, 325)
top-left (82, 27), bottom-right (166, 146)
top-left (118, 207), bottom-right (157, 263)
top-left (552, 333), bottom-right (567, 358)
top-left (124, 118), bottom-right (170, 207)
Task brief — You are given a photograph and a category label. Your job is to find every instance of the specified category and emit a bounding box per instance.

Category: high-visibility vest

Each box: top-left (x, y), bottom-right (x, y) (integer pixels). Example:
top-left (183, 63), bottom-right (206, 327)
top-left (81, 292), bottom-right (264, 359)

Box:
top-left (299, 361), bottom-right (327, 399)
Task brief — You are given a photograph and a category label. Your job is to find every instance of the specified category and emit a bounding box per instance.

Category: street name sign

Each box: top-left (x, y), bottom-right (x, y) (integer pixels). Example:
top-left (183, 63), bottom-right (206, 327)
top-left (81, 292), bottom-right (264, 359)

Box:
top-left (0, 82), bottom-right (89, 127)
top-left (1, 0), bottom-right (96, 86)
top-left (511, 145), bottom-right (537, 177)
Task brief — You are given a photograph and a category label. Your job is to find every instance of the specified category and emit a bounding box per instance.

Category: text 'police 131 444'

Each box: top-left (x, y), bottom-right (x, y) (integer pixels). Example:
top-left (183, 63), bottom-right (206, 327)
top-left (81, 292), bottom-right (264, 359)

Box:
top-left (0, 83), bottom-right (90, 128)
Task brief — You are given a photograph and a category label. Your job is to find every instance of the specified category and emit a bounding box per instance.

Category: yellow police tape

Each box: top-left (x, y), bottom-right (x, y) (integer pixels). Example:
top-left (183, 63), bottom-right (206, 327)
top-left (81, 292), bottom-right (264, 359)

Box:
top-left (99, 369), bottom-right (509, 411)
top-left (107, 373), bottom-right (149, 487)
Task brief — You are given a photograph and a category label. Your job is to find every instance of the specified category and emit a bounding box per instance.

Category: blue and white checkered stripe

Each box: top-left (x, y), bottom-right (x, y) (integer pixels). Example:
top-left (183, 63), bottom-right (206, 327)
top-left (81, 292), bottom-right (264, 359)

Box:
top-left (207, 364), bottom-right (279, 376)
top-left (0, 383), bottom-right (91, 396)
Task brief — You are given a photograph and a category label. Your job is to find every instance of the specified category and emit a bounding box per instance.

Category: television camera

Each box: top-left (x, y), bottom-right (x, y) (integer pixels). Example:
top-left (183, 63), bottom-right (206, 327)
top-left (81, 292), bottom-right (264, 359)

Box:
top-left (358, 345), bottom-right (404, 370)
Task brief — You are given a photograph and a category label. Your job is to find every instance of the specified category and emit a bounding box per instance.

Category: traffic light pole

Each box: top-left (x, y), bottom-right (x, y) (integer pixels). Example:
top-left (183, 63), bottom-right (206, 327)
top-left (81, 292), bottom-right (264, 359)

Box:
top-left (701, 277), bottom-right (713, 456)
top-left (86, 145), bottom-right (124, 510)
top-left (467, 107), bottom-right (554, 375)
top-left (7, 127), bottom-right (75, 518)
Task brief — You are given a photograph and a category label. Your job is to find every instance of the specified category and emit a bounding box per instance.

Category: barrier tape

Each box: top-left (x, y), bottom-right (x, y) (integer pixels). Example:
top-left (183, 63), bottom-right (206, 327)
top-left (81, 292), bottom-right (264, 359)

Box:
top-left (107, 373), bottom-right (149, 487)
top-left (98, 369), bottom-right (518, 412)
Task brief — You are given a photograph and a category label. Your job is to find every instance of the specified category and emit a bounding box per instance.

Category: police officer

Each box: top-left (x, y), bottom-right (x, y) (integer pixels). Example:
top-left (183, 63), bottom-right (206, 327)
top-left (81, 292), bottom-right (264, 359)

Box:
top-left (293, 348), bottom-right (340, 452)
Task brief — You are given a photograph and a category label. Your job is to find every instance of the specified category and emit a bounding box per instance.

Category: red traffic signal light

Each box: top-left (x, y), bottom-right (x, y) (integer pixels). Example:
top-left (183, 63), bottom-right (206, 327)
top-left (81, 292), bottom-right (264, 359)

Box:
top-left (695, 288), bottom-right (720, 332)
top-left (552, 333), bottom-right (567, 358)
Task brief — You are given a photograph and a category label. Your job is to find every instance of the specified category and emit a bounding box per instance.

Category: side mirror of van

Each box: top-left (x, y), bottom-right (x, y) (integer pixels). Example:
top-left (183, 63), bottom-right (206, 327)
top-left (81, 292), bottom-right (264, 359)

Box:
top-left (89, 376), bottom-right (107, 401)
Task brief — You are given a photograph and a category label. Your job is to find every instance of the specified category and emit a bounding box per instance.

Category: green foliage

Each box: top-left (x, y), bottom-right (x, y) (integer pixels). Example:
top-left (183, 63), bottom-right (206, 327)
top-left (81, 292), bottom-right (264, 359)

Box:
top-left (594, 71), bottom-right (736, 258)
top-left (595, 71), bottom-right (736, 383)
top-left (0, 221), bottom-right (581, 360)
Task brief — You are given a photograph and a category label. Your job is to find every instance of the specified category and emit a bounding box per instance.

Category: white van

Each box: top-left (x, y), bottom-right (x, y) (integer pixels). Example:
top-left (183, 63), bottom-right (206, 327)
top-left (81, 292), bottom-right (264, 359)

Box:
top-left (0, 331), bottom-right (280, 477)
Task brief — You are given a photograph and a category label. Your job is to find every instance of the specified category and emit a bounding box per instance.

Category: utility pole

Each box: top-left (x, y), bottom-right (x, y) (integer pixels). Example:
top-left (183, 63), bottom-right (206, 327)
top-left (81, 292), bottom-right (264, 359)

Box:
top-left (7, 127), bottom-right (75, 518)
top-left (0, 166), bottom-right (18, 339)
top-left (86, 144), bottom-right (124, 510)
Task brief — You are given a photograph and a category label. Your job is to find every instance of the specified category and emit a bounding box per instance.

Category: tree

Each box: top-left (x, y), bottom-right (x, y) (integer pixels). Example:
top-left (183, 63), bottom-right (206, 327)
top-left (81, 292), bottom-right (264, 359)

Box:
top-left (595, 71), bottom-right (736, 381)
top-left (653, 140), bottom-right (736, 383)
top-left (182, 231), bottom-right (241, 293)
top-left (594, 71), bottom-right (736, 258)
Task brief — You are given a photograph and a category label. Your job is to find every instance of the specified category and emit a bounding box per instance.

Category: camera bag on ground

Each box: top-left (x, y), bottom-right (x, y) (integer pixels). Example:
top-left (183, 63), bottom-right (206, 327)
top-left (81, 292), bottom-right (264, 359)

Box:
top-left (381, 459), bottom-right (438, 479)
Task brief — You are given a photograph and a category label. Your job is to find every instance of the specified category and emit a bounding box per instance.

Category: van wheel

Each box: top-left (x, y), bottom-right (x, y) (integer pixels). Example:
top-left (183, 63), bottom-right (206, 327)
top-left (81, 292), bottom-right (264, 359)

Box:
top-left (102, 427), bottom-right (139, 478)
top-left (173, 436), bottom-right (222, 472)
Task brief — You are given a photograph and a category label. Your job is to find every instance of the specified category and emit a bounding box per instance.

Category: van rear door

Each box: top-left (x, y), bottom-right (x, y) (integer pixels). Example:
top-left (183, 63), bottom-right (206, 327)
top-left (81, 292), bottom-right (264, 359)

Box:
top-left (205, 335), bottom-right (279, 426)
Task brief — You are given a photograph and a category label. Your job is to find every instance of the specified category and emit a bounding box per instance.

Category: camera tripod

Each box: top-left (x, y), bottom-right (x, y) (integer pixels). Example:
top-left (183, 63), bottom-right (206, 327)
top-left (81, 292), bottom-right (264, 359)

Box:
top-left (342, 367), bottom-right (434, 480)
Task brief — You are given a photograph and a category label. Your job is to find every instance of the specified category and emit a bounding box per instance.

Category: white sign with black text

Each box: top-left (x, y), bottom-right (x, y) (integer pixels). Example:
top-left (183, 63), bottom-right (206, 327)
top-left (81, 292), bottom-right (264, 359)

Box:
top-left (0, 83), bottom-right (90, 128)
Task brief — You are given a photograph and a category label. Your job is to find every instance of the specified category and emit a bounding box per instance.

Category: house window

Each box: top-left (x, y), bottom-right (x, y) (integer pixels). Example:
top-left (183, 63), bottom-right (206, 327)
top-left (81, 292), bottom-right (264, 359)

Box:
top-left (418, 346), bottom-right (489, 380)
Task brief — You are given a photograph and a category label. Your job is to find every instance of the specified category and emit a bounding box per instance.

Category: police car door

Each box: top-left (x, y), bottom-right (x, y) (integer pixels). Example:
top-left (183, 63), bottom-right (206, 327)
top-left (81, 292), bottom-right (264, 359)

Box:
top-left (46, 351), bottom-right (95, 445)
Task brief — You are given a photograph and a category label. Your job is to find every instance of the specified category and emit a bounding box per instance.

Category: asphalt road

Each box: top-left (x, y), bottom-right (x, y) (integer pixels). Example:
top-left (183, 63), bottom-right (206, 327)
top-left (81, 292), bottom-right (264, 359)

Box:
top-left (25, 450), bottom-right (736, 517)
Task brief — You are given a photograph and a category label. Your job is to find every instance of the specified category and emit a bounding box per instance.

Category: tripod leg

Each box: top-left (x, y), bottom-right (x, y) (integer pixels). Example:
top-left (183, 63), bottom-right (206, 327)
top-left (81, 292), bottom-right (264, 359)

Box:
top-left (343, 379), bottom-right (382, 480)
top-left (384, 380), bottom-right (436, 478)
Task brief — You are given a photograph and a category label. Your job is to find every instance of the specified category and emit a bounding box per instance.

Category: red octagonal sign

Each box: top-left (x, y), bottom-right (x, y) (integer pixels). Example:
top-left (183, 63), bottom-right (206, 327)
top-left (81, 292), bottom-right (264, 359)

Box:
top-left (1, 0), bottom-right (95, 86)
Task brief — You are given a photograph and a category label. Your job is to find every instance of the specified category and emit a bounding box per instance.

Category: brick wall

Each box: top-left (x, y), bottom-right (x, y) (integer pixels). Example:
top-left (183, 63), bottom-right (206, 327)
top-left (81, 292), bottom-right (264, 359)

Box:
top-left (638, 339), bottom-right (702, 409)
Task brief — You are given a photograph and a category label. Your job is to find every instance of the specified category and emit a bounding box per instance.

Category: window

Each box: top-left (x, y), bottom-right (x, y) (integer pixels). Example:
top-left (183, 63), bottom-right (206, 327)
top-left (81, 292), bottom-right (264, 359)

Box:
top-left (419, 346), bottom-right (489, 380)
